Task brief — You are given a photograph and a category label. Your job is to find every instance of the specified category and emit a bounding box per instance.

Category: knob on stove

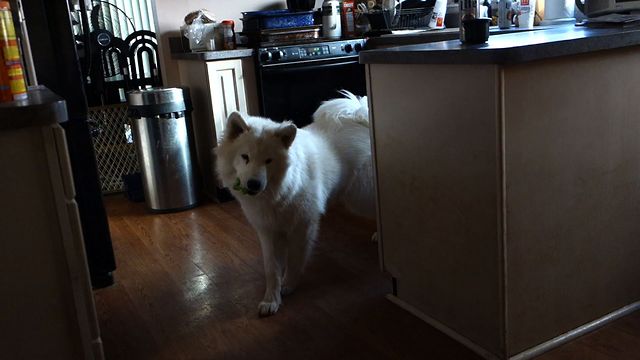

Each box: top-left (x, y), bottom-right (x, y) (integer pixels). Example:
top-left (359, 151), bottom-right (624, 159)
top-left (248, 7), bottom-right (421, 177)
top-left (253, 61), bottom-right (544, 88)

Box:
top-left (260, 52), bottom-right (272, 62)
top-left (272, 50), bottom-right (284, 61)
top-left (354, 43), bottom-right (363, 52)
top-left (344, 44), bottom-right (353, 53)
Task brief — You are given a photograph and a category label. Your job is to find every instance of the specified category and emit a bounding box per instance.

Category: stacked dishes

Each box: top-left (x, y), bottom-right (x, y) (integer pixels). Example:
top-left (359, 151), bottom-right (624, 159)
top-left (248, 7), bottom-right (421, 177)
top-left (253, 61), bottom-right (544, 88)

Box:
top-left (240, 9), bottom-right (320, 46)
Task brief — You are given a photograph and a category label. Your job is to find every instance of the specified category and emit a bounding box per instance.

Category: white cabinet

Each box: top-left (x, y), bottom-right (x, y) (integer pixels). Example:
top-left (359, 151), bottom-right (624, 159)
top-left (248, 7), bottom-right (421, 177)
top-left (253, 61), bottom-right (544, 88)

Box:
top-left (177, 56), bottom-right (258, 200)
top-left (207, 59), bottom-right (251, 139)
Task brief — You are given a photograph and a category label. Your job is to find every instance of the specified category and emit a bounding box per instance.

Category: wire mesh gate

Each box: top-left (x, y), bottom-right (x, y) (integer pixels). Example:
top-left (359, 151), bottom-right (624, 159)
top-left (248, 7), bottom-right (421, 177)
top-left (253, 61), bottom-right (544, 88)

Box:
top-left (89, 104), bottom-right (139, 193)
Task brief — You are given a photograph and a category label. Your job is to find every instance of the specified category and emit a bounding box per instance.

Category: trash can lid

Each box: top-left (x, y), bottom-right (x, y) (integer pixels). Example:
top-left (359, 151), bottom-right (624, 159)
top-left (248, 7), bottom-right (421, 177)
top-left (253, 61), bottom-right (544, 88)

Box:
top-left (127, 88), bottom-right (184, 107)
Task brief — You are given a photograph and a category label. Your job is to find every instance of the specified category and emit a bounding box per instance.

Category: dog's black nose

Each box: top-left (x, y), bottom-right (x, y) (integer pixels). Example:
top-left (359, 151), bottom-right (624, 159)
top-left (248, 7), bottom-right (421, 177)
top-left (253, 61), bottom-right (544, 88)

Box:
top-left (246, 179), bottom-right (262, 192)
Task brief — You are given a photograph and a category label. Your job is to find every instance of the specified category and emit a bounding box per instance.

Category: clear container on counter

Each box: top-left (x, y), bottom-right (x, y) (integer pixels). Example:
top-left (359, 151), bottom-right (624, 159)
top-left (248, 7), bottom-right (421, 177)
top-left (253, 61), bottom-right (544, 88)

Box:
top-left (498, 0), bottom-right (512, 29)
top-left (221, 20), bottom-right (236, 50)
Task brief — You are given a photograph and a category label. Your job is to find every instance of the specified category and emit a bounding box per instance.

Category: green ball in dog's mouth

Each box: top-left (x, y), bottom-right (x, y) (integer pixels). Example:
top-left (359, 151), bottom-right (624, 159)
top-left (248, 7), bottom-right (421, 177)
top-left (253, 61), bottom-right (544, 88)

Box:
top-left (233, 177), bottom-right (250, 195)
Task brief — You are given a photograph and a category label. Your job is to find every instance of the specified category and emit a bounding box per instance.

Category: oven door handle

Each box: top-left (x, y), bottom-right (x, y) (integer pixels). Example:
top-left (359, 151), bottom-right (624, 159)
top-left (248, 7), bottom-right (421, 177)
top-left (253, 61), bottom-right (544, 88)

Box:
top-left (260, 57), bottom-right (361, 70)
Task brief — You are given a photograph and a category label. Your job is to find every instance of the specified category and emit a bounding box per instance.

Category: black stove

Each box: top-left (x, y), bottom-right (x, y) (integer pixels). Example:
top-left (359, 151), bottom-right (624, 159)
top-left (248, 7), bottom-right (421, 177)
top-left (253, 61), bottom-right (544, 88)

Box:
top-left (257, 38), bottom-right (367, 66)
top-left (255, 37), bottom-right (368, 127)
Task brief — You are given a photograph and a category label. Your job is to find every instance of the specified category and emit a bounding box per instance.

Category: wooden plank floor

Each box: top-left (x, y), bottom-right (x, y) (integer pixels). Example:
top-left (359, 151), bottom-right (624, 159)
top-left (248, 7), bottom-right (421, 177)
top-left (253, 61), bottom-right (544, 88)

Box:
top-left (95, 195), bottom-right (640, 360)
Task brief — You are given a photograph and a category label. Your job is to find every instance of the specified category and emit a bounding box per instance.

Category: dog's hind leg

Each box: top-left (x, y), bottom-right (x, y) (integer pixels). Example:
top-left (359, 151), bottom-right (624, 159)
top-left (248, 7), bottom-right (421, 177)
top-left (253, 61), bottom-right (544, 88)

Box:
top-left (282, 219), bottom-right (319, 296)
top-left (258, 231), bottom-right (286, 316)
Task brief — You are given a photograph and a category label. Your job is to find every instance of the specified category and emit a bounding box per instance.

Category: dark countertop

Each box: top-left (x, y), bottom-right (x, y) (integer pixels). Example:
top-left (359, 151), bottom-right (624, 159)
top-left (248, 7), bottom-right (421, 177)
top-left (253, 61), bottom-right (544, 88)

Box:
top-left (360, 24), bottom-right (640, 65)
top-left (171, 48), bottom-right (255, 61)
top-left (0, 86), bottom-right (68, 131)
top-left (366, 25), bottom-right (549, 49)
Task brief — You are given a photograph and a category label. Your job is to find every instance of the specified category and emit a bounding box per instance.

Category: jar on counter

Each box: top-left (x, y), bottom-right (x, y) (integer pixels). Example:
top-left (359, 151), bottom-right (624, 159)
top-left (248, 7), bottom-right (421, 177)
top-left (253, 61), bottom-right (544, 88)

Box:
top-left (460, 0), bottom-right (479, 28)
top-left (459, 0), bottom-right (490, 44)
top-left (221, 20), bottom-right (236, 50)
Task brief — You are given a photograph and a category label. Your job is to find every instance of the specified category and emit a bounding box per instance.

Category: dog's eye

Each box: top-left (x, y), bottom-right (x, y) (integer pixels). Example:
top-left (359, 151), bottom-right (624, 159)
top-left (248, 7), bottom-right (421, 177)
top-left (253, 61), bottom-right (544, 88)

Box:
top-left (265, 158), bottom-right (272, 164)
top-left (241, 154), bottom-right (249, 164)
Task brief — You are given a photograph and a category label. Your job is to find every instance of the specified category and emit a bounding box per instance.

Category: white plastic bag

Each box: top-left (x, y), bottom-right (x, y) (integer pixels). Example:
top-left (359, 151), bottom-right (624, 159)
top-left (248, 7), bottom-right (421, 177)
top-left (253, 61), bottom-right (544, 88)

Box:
top-left (182, 10), bottom-right (217, 51)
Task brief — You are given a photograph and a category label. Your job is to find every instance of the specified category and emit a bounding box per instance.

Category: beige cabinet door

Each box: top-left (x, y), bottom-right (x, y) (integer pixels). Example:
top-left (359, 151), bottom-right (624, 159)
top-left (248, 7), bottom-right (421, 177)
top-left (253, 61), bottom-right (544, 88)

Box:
top-left (206, 59), bottom-right (249, 141)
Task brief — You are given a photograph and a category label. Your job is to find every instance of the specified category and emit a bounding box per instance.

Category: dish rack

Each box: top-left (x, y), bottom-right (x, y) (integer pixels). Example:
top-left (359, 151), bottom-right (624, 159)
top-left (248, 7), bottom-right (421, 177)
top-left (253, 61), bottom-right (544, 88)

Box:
top-left (260, 25), bottom-right (322, 45)
top-left (366, 3), bottom-right (434, 31)
top-left (394, 6), bottom-right (433, 29)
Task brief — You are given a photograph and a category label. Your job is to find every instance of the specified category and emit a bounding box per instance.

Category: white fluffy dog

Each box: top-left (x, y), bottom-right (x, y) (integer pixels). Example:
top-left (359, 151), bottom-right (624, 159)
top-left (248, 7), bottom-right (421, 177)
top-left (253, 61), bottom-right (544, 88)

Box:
top-left (215, 91), bottom-right (375, 316)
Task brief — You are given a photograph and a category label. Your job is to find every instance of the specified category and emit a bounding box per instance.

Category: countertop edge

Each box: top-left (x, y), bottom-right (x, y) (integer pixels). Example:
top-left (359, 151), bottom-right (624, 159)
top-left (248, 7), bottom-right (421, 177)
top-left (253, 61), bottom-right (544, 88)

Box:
top-left (0, 87), bottom-right (68, 132)
top-left (359, 26), bottom-right (640, 66)
top-left (171, 48), bottom-right (255, 61)
top-left (365, 25), bottom-right (551, 48)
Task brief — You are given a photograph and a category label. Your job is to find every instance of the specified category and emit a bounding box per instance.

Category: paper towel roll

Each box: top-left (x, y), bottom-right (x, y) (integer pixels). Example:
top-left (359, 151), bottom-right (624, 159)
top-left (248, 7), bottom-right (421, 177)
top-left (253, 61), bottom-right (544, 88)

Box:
top-left (543, 0), bottom-right (575, 20)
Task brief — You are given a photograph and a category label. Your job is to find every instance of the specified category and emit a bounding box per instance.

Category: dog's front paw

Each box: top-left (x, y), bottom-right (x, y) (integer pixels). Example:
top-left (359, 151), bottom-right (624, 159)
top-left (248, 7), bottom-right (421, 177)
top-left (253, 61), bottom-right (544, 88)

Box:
top-left (258, 300), bottom-right (280, 317)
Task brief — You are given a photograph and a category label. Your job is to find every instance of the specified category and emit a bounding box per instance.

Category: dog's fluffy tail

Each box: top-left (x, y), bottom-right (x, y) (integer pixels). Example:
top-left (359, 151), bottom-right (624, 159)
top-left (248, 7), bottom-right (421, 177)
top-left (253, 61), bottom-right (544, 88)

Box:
top-left (312, 90), bottom-right (369, 131)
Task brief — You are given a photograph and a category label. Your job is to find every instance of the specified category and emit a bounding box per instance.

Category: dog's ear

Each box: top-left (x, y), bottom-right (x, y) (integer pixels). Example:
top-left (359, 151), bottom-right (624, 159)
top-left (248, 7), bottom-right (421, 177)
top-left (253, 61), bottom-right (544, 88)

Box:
top-left (275, 123), bottom-right (297, 149)
top-left (225, 112), bottom-right (249, 141)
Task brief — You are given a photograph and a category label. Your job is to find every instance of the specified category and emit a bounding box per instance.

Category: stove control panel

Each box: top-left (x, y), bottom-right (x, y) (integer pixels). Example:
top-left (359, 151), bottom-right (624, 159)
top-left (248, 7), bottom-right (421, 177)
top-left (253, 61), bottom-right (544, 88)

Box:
top-left (258, 39), bottom-right (366, 65)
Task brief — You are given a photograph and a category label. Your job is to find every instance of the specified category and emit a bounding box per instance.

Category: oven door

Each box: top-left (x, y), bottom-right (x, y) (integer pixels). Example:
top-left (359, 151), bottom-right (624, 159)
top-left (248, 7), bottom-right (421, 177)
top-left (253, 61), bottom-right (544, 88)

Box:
top-left (258, 57), bottom-right (366, 127)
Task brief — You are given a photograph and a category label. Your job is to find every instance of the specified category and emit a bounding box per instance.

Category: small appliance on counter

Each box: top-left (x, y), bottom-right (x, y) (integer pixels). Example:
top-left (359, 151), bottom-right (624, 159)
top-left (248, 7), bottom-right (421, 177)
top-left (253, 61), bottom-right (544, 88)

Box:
top-left (576, 0), bottom-right (640, 18)
top-left (322, 0), bottom-right (342, 38)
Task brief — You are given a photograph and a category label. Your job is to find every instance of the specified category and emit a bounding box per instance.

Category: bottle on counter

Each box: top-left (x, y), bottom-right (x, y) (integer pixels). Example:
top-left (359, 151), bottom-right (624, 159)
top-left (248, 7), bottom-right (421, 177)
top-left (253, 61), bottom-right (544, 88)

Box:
top-left (0, 1), bottom-right (27, 102)
top-left (220, 20), bottom-right (236, 50)
top-left (341, 0), bottom-right (356, 37)
top-left (517, 0), bottom-right (536, 29)
top-left (498, 0), bottom-right (512, 29)
top-left (429, 0), bottom-right (448, 29)
top-left (460, 0), bottom-right (478, 26)
top-left (322, 0), bottom-right (342, 39)
top-left (482, 0), bottom-right (491, 18)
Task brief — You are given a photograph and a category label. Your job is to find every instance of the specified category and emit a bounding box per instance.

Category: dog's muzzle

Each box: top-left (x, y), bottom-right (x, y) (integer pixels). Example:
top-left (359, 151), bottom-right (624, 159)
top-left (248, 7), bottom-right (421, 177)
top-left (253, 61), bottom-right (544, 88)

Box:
top-left (246, 179), bottom-right (262, 195)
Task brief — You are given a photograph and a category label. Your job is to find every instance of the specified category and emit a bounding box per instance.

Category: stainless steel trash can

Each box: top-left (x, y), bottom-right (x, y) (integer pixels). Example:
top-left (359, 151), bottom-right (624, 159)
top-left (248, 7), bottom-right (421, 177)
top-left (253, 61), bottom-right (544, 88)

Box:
top-left (127, 88), bottom-right (197, 212)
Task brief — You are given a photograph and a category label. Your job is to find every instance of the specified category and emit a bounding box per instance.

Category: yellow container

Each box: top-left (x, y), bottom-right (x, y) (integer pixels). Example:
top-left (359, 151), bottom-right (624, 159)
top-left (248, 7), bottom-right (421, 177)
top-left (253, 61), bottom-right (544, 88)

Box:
top-left (0, 1), bottom-right (27, 102)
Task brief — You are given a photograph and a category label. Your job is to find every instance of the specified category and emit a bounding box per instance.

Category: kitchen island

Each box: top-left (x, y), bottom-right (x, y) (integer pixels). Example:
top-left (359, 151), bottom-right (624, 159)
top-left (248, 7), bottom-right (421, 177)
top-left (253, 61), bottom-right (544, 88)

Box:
top-left (360, 25), bottom-right (640, 360)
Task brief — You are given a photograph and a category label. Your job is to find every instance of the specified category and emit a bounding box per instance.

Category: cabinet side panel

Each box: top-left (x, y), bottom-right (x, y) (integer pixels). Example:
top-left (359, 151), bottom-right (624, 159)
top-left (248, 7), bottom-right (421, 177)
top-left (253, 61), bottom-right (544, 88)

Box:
top-left (368, 64), bottom-right (503, 356)
top-left (504, 47), bottom-right (640, 354)
top-left (0, 127), bottom-right (83, 359)
top-left (241, 57), bottom-right (260, 116)
top-left (50, 125), bottom-right (104, 360)
top-left (178, 61), bottom-right (218, 199)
